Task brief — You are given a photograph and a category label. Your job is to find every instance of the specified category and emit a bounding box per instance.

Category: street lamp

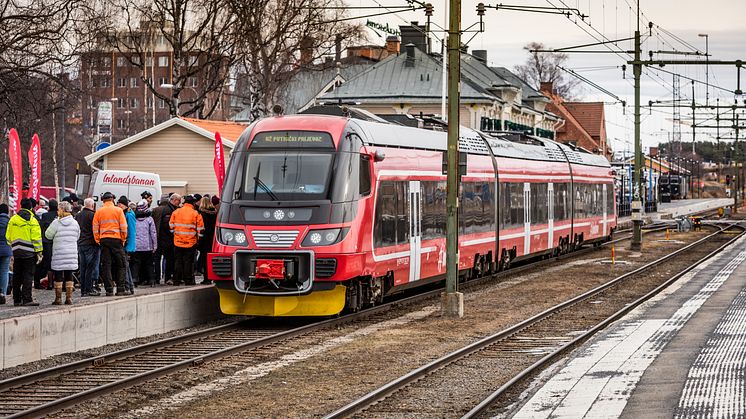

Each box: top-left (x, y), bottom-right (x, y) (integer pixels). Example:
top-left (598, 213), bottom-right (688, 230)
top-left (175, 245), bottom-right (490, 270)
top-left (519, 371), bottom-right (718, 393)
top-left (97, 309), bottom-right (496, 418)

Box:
top-left (698, 34), bottom-right (709, 106)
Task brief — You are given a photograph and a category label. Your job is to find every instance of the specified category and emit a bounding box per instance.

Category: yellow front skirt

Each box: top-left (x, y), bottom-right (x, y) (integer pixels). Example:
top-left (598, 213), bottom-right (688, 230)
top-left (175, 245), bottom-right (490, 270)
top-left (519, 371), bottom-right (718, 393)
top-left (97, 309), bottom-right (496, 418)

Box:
top-left (217, 285), bottom-right (347, 317)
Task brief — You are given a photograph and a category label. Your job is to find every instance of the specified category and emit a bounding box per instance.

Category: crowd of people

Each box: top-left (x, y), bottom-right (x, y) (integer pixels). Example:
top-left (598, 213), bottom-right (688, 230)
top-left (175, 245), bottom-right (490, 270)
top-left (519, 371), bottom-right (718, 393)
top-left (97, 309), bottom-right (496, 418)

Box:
top-left (0, 191), bottom-right (219, 306)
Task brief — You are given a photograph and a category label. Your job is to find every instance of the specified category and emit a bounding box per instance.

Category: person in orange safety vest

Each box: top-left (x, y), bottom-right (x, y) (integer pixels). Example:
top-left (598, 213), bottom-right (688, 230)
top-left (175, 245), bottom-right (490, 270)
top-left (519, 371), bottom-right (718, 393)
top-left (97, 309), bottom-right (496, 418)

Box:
top-left (168, 195), bottom-right (204, 285)
top-left (92, 192), bottom-right (129, 295)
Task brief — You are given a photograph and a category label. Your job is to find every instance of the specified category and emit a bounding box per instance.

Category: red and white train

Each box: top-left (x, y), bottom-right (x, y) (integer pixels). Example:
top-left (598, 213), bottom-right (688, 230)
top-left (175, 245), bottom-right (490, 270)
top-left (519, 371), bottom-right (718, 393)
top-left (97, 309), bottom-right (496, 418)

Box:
top-left (207, 111), bottom-right (616, 316)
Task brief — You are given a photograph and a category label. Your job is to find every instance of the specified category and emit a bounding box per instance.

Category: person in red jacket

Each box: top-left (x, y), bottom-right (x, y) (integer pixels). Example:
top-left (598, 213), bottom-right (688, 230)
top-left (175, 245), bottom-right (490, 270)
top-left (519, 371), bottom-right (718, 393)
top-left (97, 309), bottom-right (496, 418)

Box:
top-left (169, 195), bottom-right (204, 285)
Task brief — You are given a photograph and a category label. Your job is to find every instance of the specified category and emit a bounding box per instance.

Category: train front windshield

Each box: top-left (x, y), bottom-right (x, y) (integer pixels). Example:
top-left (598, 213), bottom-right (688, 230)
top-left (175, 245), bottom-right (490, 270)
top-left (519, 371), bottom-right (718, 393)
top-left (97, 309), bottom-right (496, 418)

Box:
top-left (243, 152), bottom-right (333, 201)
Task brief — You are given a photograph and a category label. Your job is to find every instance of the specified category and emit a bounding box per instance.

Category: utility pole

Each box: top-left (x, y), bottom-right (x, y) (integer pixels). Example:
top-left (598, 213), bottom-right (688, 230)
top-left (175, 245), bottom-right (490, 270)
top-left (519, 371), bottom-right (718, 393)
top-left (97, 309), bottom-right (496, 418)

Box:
top-left (630, 4), bottom-right (643, 251)
top-left (691, 81), bottom-right (696, 155)
top-left (442, 0), bottom-right (463, 317)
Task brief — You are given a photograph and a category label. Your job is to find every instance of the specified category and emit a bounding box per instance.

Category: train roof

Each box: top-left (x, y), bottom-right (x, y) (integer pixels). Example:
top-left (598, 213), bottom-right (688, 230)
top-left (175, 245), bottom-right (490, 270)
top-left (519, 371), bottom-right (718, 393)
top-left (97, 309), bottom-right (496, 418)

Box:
top-left (351, 118), bottom-right (610, 168)
top-left (242, 112), bottom-right (610, 168)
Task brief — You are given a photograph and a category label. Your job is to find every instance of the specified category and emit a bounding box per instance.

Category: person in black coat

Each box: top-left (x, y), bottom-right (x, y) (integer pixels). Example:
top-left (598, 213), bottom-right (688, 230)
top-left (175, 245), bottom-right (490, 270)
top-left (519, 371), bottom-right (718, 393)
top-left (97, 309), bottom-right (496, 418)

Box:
top-left (197, 196), bottom-right (217, 284)
top-left (36, 199), bottom-right (58, 289)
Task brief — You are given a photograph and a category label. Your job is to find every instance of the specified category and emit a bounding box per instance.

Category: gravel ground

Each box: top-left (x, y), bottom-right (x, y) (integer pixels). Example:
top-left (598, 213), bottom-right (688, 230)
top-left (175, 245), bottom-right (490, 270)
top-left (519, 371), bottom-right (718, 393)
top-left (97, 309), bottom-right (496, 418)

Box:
top-left (43, 228), bottom-right (714, 419)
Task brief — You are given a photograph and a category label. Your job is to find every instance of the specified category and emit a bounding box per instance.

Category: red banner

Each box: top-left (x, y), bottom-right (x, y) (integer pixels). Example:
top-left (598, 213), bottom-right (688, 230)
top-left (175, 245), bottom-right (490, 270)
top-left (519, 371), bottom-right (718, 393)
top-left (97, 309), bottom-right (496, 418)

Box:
top-left (8, 128), bottom-right (22, 212)
top-left (27, 134), bottom-right (41, 201)
top-left (213, 131), bottom-right (226, 194)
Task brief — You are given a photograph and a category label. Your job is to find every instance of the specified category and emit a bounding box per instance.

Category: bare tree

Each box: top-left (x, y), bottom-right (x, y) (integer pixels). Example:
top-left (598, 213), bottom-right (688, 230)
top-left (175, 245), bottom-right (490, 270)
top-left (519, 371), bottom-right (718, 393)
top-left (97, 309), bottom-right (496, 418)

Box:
top-left (229, 0), bottom-right (363, 120)
top-left (100, 0), bottom-right (239, 119)
top-left (515, 42), bottom-right (580, 99)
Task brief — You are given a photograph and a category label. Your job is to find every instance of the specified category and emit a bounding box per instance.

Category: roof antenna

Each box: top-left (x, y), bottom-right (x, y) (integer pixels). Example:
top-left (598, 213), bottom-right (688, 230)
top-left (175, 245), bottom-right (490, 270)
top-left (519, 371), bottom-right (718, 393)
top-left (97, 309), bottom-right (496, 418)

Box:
top-left (272, 104), bottom-right (284, 116)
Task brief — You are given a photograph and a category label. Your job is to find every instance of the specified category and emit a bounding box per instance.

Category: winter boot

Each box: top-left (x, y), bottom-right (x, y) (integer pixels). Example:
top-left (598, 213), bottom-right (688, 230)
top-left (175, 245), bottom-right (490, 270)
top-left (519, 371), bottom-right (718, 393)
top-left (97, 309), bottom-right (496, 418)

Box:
top-left (52, 282), bottom-right (63, 305)
top-left (65, 282), bottom-right (74, 305)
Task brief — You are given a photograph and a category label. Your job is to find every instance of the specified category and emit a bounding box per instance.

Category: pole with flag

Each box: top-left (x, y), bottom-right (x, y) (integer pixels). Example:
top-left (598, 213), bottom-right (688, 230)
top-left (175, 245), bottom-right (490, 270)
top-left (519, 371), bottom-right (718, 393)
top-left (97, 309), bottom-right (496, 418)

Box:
top-left (8, 129), bottom-right (22, 212)
top-left (213, 131), bottom-right (226, 194)
top-left (27, 134), bottom-right (41, 201)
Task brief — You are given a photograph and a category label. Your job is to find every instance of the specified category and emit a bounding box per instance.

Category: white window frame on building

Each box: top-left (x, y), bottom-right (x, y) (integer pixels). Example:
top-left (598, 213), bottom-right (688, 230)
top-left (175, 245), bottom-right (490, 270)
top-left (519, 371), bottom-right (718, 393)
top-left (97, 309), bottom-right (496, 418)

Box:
top-left (147, 97), bottom-right (154, 109)
top-left (158, 56), bottom-right (169, 67)
top-left (117, 119), bottom-right (126, 129)
top-left (188, 55), bottom-right (198, 66)
top-left (130, 98), bottom-right (139, 109)
top-left (118, 78), bottom-right (127, 88)
top-left (131, 55), bottom-right (141, 65)
top-left (158, 98), bottom-right (167, 109)
top-left (158, 76), bottom-right (167, 86)
top-left (117, 98), bottom-right (126, 109)
top-left (145, 56), bottom-right (154, 67)
top-left (188, 77), bottom-right (198, 87)
top-left (130, 77), bottom-right (139, 88)
top-left (116, 56), bottom-right (127, 67)
top-left (100, 78), bottom-right (111, 88)
top-left (102, 56), bottom-right (112, 67)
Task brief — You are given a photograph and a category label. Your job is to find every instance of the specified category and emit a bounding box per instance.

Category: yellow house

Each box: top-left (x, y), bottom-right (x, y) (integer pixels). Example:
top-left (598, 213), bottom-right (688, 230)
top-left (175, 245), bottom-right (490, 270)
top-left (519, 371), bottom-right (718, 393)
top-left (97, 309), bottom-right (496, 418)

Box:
top-left (84, 117), bottom-right (247, 195)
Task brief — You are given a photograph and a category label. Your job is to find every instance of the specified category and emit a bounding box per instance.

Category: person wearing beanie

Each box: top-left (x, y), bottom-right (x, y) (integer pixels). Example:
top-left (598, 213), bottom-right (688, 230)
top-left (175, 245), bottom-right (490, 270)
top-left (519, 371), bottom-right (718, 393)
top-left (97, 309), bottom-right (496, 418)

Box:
top-left (197, 196), bottom-right (217, 284)
top-left (93, 192), bottom-right (128, 296)
top-left (0, 204), bottom-right (12, 304)
top-left (76, 198), bottom-right (100, 297)
top-left (211, 195), bottom-right (220, 212)
top-left (37, 199), bottom-right (58, 290)
top-left (117, 196), bottom-right (137, 294)
top-left (6, 198), bottom-right (43, 306)
top-left (45, 201), bottom-right (80, 305)
top-left (131, 200), bottom-right (157, 287)
top-left (169, 195), bottom-right (203, 285)
top-left (153, 194), bottom-right (180, 285)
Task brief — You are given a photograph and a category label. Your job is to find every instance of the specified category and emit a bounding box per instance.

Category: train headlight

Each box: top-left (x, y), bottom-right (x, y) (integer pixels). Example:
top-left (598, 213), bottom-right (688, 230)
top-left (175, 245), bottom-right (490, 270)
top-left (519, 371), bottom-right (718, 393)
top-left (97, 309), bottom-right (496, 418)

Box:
top-left (302, 228), bottom-right (349, 247)
top-left (218, 228), bottom-right (248, 247)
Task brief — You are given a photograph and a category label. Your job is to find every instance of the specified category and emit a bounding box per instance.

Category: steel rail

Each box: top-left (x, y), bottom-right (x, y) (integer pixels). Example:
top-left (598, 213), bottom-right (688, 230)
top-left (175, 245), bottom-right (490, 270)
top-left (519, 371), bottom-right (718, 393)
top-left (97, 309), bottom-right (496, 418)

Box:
top-left (462, 224), bottom-right (745, 418)
top-left (0, 224), bottom-right (667, 418)
top-left (323, 224), bottom-right (738, 419)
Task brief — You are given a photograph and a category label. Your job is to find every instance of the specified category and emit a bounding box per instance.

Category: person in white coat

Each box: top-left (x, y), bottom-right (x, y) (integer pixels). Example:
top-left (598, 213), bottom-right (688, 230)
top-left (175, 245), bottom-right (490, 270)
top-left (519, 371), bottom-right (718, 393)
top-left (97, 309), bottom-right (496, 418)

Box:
top-left (45, 201), bottom-right (81, 305)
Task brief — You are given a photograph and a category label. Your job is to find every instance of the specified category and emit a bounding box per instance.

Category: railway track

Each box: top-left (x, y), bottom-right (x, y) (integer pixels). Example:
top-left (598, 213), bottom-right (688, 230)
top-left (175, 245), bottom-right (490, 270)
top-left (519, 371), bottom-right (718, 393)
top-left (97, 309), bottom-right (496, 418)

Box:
top-left (324, 224), bottom-right (744, 419)
top-left (0, 224), bottom-right (675, 418)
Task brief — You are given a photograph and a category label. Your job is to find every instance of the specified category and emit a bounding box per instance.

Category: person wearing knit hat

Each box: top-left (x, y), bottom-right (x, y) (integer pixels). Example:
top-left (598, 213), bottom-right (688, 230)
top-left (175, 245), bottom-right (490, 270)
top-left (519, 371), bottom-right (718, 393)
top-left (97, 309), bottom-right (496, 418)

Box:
top-left (131, 199), bottom-right (157, 287)
top-left (117, 195), bottom-right (136, 294)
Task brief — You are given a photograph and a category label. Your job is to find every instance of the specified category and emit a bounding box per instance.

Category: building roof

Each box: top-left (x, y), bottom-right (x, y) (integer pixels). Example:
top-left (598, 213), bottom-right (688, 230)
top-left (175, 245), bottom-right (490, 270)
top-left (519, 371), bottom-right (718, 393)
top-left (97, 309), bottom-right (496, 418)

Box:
top-left (563, 102), bottom-right (605, 138)
top-left (490, 67), bottom-right (549, 103)
top-left (320, 46), bottom-right (499, 104)
top-left (180, 117), bottom-right (248, 142)
top-left (84, 117), bottom-right (242, 166)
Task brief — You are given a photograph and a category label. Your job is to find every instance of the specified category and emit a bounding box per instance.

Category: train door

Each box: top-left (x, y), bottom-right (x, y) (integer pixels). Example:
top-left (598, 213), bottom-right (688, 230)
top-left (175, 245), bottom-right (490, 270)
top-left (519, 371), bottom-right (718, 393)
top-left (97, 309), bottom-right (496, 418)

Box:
top-left (548, 183), bottom-right (554, 250)
top-left (524, 182), bottom-right (531, 254)
top-left (409, 180), bottom-right (422, 281)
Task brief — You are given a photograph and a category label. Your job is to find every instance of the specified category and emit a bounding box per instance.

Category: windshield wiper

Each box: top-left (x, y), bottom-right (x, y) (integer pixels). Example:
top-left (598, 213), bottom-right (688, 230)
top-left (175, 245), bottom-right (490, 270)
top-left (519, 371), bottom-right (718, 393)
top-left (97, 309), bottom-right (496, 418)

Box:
top-left (253, 163), bottom-right (279, 201)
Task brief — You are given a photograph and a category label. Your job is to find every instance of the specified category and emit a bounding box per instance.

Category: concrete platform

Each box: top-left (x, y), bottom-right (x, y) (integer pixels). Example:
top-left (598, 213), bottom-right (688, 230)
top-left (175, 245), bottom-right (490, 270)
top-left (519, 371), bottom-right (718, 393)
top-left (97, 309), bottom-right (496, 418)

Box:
top-left (0, 284), bottom-right (223, 369)
top-left (617, 198), bottom-right (734, 229)
top-left (512, 232), bottom-right (746, 418)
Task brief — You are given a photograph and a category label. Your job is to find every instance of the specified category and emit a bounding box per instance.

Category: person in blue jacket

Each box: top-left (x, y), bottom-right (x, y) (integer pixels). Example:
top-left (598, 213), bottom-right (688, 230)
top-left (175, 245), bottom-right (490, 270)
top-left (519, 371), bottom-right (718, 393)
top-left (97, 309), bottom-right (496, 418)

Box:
top-left (118, 196), bottom-right (137, 294)
top-left (0, 204), bottom-right (12, 304)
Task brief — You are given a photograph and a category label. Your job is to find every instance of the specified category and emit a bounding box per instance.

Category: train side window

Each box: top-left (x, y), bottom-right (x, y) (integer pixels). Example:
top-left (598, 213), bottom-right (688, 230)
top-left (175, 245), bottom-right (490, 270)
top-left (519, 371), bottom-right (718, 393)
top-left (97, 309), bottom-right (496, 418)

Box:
top-left (422, 181), bottom-right (446, 240)
top-left (553, 183), bottom-right (568, 221)
top-left (374, 181), bottom-right (397, 248)
top-left (359, 155), bottom-right (371, 196)
top-left (396, 181), bottom-right (410, 244)
top-left (530, 183), bottom-right (548, 225)
top-left (502, 182), bottom-right (524, 229)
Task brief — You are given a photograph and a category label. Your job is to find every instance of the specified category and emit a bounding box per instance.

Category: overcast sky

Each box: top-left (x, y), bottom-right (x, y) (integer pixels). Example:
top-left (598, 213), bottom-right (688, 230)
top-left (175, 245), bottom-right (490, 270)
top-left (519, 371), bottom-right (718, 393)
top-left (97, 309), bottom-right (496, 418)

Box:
top-left (355, 0), bottom-right (746, 158)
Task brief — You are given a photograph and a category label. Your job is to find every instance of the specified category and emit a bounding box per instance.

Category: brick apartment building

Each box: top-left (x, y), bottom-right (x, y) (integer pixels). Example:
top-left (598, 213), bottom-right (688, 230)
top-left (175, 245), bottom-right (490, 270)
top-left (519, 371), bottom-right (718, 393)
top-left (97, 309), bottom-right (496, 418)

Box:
top-left (80, 33), bottom-right (234, 145)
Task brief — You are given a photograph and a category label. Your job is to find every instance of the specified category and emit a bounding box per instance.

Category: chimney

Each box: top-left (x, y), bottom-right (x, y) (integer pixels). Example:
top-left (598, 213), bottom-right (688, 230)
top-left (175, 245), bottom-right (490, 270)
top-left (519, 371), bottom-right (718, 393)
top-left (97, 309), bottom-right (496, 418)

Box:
top-left (386, 36), bottom-right (400, 54)
top-left (334, 34), bottom-right (342, 63)
top-left (300, 36), bottom-right (315, 66)
top-left (539, 81), bottom-right (554, 94)
top-left (473, 50), bottom-right (487, 63)
top-left (405, 43), bottom-right (416, 67)
top-left (400, 22), bottom-right (429, 54)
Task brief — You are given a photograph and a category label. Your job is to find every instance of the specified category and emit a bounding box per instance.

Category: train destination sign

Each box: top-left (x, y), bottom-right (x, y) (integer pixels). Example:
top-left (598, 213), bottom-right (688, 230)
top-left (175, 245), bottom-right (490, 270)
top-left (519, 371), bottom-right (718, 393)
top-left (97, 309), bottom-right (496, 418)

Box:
top-left (251, 131), bottom-right (334, 148)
